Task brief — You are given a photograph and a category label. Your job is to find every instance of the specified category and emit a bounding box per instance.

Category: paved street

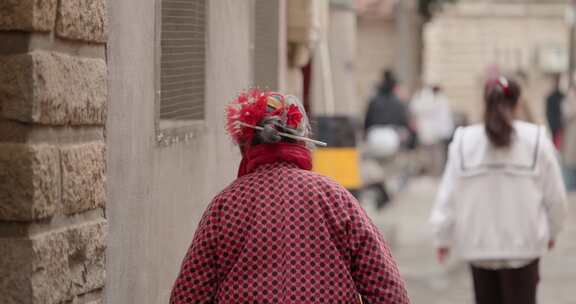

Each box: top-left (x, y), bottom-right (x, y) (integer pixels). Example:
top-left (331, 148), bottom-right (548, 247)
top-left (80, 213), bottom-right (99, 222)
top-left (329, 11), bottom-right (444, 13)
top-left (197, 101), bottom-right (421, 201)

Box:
top-left (364, 177), bottom-right (576, 304)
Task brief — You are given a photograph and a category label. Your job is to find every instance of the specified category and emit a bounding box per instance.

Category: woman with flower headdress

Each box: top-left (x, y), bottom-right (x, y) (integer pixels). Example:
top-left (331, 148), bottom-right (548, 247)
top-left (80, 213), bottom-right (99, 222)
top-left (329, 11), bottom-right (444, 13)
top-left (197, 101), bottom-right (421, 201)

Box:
top-left (169, 89), bottom-right (410, 304)
top-left (430, 77), bottom-right (567, 304)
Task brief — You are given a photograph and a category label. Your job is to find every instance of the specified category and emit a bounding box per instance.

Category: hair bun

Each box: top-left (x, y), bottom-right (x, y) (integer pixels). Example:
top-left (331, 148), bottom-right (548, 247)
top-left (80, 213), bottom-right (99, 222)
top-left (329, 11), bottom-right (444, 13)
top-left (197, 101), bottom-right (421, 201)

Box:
top-left (258, 124), bottom-right (281, 144)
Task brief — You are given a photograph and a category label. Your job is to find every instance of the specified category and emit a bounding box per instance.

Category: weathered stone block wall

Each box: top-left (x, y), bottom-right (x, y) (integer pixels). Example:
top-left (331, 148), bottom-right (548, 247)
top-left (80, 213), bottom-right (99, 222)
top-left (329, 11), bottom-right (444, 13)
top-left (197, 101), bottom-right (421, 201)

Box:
top-left (0, 1), bottom-right (108, 303)
top-left (0, 0), bottom-right (58, 32)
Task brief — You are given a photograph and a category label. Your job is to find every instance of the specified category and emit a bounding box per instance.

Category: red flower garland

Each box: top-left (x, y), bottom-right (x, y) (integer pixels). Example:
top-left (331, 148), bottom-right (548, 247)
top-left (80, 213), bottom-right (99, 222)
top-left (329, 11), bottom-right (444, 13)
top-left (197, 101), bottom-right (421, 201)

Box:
top-left (226, 89), bottom-right (270, 144)
top-left (286, 105), bottom-right (303, 128)
top-left (226, 89), bottom-right (305, 145)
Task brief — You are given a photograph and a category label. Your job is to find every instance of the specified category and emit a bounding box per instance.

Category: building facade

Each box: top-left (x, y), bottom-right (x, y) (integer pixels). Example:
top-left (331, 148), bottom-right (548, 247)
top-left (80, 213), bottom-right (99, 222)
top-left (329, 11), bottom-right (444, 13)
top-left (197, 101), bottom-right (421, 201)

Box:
top-left (356, 4), bottom-right (397, 111)
top-left (310, 0), bottom-right (358, 117)
top-left (356, 0), bottom-right (422, 118)
top-left (1, 0), bottom-right (287, 303)
top-left (424, 0), bottom-right (569, 123)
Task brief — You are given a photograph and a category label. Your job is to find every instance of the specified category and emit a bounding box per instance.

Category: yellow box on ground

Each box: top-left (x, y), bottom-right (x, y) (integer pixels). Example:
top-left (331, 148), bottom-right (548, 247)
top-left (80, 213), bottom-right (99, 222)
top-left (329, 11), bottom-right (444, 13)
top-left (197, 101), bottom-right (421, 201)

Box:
top-left (313, 148), bottom-right (361, 189)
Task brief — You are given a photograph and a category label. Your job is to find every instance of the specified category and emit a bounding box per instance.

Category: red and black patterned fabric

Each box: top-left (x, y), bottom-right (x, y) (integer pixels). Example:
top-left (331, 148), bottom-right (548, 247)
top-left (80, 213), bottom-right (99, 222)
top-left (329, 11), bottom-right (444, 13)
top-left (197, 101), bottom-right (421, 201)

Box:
top-left (170, 162), bottom-right (409, 304)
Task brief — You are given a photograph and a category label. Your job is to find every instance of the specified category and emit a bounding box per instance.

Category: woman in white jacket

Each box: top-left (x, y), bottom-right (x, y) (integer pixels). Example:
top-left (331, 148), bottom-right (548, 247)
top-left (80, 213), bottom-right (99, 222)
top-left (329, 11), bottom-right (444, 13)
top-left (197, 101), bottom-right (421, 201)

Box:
top-left (430, 77), bottom-right (567, 304)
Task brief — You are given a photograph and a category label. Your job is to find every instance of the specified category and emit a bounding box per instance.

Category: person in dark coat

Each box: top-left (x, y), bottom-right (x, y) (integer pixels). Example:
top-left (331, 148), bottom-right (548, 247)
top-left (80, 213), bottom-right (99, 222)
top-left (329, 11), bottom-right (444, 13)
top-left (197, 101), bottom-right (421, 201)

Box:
top-left (546, 74), bottom-right (565, 149)
top-left (170, 89), bottom-right (410, 304)
top-left (364, 70), bottom-right (411, 135)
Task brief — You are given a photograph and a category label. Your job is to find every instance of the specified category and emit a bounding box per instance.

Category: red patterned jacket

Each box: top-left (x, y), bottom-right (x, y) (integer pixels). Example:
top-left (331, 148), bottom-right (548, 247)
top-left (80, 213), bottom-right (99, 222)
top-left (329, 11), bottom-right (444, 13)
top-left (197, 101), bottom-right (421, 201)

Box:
top-left (170, 162), bottom-right (409, 304)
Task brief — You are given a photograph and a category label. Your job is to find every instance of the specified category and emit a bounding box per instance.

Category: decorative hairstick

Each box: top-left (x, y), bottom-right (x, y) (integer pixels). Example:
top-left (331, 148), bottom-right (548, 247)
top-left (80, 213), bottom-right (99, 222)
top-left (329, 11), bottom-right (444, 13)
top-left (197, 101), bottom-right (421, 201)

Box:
top-left (237, 121), bottom-right (328, 147)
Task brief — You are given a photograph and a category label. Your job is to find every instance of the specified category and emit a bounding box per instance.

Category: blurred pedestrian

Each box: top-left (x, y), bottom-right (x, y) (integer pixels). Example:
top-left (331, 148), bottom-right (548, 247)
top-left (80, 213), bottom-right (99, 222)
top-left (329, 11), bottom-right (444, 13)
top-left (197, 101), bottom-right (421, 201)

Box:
top-left (170, 89), bottom-right (410, 304)
top-left (362, 70), bottom-right (415, 208)
top-left (545, 74), bottom-right (565, 149)
top-left (430, 77), bottom-right (567, 304)
top-left (410, 85), bottom-right (454, 175)
top-left (364, 70), bottom-right (412, 137)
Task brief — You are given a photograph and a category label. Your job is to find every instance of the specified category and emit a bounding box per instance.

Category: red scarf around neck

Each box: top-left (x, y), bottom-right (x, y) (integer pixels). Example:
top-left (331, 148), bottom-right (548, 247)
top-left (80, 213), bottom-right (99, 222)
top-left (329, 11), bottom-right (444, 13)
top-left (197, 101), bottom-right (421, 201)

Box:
top-left (237, 143), bottom-right (313, 177)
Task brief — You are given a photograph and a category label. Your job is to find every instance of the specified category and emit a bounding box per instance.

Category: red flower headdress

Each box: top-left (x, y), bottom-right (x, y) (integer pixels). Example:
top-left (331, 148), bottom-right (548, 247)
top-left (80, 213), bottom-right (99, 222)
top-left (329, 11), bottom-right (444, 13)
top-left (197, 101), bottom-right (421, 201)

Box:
top-left (487, 76), bottom-right (511, 98)
top-left (226, 89), bottom-right (270, 144)
top-left (226, 89), bottom-right (322, 146)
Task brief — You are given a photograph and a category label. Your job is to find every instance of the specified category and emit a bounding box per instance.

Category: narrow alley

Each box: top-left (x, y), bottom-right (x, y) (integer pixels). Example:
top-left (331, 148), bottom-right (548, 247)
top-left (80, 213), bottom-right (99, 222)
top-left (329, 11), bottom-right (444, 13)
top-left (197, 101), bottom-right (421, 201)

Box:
top-left (2, 1), bottom-right (575, 303)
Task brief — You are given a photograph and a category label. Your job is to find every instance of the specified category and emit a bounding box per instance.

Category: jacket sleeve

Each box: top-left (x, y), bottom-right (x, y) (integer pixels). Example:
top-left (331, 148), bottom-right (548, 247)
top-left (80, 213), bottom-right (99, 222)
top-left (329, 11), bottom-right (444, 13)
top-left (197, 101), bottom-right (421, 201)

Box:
top-left (364, 100), bottom-right (376, 134)
top-left (540, 131), bottom-right (568, 238)
top-left (342, 189), bottom-right (410, 304)
top-left (170, 199), bottom-right (220, 304)
top-left (429, 129), bottom-right (460, 247)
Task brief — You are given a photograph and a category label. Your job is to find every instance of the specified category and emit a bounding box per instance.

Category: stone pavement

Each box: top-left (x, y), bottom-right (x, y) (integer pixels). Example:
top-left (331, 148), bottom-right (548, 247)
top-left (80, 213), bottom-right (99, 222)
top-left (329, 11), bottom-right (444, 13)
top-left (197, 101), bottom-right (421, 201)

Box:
top-left (364, 177), bottom-right (576, 304)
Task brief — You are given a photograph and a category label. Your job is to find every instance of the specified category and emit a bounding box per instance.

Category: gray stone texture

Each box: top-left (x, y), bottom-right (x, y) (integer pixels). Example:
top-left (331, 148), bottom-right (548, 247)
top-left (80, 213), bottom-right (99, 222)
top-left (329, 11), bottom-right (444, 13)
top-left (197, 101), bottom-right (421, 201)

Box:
top-left (0, 219), bottom-right (107, 304)
top-left (56, 0), bottom-right (108, 43)
top-left (0, 143), bottom-right (59, 221)
top-left (60, 142), bottom-right (105, 215)
top-left (0, 0), bottom-right (108, 302)
top-left (0, 51), bottom-right (107, 125)
top-left (0, 0), bottom-right (57, 32)
top-left (65, 297), bottom-right (104, 304)
top-left (0, 238), bottom-right (34, 304)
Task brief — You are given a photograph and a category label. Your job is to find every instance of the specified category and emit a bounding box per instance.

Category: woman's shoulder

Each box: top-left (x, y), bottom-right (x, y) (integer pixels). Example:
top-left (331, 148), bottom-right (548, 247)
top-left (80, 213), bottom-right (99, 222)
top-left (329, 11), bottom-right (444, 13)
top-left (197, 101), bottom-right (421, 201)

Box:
top-left (454, 122), bottom-right (543, 141)
top-left (514, 120), bottom-right (542, 134)
top-left (512, 121), bottom-right (547, 150)
top-left (450, 124), bottom-right (484, 146)
top-left (287, 170), bottom-right (360, 204)
top-left (454, 124), bottom-right (483, 136)
top-left (219, 167), bottom-right (349, 196)
top-left (298, 169), bottom-right (349, 191)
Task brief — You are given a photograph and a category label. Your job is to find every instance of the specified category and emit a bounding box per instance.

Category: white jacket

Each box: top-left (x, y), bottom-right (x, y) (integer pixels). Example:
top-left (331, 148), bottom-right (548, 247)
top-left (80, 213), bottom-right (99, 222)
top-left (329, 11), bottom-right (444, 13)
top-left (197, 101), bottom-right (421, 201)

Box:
top-left (430, 121), bottom-right (567, 261)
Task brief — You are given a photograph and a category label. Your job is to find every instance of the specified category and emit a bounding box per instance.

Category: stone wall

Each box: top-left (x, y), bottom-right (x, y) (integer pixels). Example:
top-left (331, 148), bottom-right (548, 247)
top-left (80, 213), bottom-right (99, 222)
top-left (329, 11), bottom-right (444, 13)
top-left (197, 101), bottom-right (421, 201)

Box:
top-left (0, 1), bottom-right (107, 303)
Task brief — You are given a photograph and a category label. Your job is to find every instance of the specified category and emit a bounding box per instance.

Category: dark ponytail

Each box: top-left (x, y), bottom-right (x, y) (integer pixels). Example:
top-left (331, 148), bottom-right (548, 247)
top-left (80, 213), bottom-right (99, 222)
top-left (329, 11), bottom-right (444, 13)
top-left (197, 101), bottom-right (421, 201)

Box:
top-left (484, 77), bottom-right (521, 148)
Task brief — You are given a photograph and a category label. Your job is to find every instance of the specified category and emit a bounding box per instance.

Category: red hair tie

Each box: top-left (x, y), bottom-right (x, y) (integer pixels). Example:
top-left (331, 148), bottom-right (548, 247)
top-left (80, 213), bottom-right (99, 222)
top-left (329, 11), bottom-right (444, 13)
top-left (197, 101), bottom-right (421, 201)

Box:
top-left (497, 76), bottom-right (510, 97)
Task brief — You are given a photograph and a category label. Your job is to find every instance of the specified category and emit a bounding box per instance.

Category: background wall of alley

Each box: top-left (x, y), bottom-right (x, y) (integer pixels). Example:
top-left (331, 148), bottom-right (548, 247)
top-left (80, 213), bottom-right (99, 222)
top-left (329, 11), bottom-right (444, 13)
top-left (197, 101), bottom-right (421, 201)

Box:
top-left (106, 0), bottom-right (249, 303)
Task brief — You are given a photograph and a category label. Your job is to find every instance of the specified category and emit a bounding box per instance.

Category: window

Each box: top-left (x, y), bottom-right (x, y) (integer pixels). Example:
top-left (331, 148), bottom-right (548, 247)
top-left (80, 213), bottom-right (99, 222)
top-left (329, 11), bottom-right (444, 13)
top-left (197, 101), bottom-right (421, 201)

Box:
top-left (160, 0), bottom-right (206, 120)
top-left (156, 0), bottom-right (207, 145)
